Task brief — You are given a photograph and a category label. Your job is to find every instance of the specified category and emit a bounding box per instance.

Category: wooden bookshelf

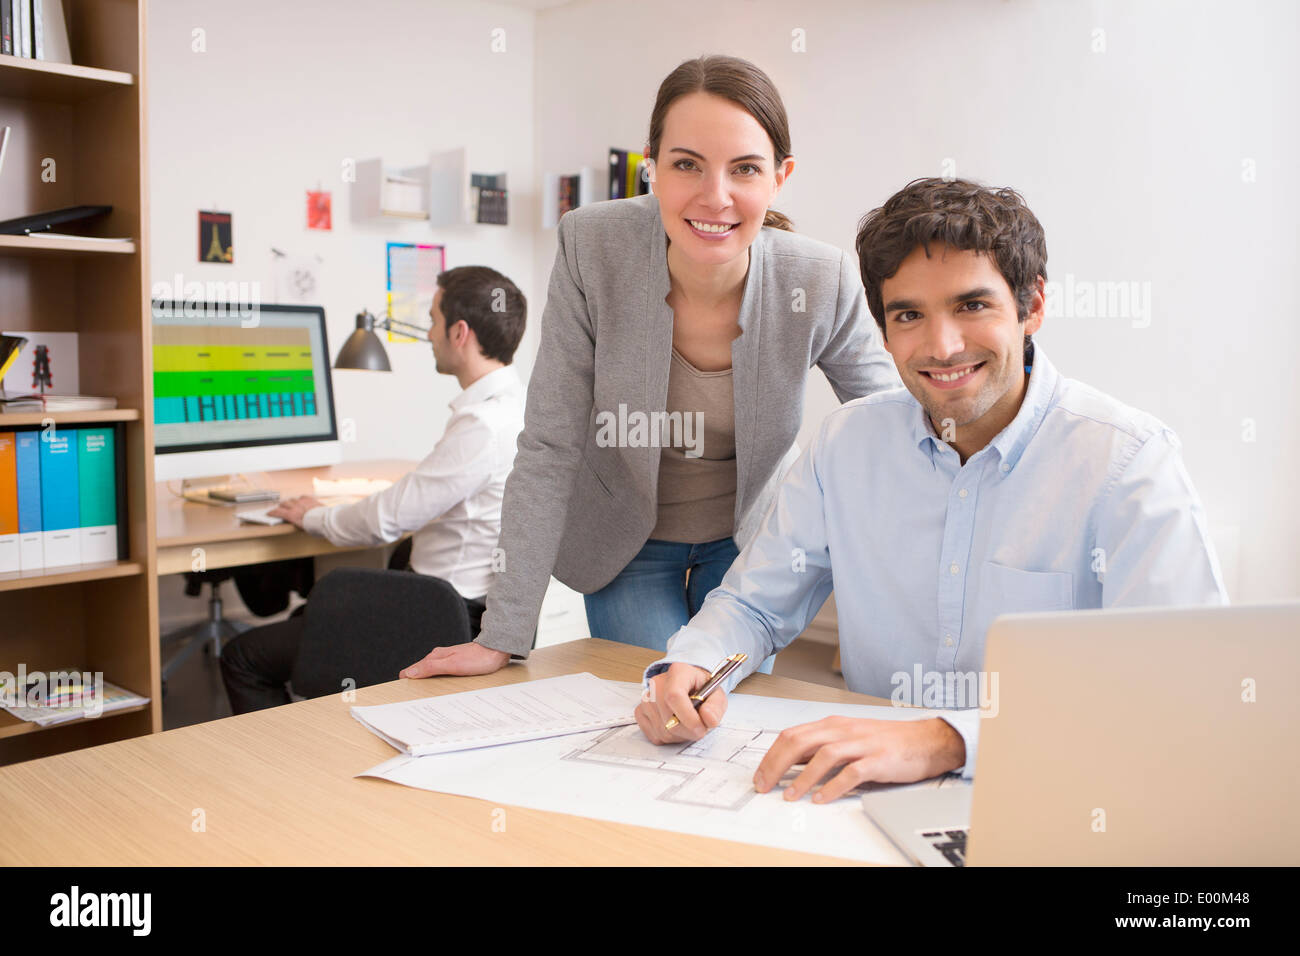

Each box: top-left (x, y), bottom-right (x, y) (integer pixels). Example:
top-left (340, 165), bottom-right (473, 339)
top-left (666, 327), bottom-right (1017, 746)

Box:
top-left (0, 701), bottom-right (149, 740)
top-left (0, 51), bottom-right (134, 101)
top-left (0, 559), bottom-right (144, 593)
top-left (0, 234), bottom-right (136, 256)
top-left (0, 408), bottom-right (140, 427)
top-left (0, 1), bottom-right (158, 763)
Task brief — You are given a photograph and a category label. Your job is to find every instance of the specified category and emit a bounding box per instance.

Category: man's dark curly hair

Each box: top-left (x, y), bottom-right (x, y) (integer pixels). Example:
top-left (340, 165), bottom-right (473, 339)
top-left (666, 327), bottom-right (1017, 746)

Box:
top-left (855, 178), bottom-right (1048, 337)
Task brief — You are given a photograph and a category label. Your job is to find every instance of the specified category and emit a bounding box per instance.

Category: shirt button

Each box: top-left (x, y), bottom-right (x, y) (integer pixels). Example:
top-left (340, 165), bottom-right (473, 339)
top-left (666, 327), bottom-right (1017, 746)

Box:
top-left (1000, 463), bottom-right (1010, 473)
top-left (949, 563), bottom-right (959, 575)
top-left (958, 488), bottom-right (968, 498)
top-left (945, 637), bottom-right (954, 647)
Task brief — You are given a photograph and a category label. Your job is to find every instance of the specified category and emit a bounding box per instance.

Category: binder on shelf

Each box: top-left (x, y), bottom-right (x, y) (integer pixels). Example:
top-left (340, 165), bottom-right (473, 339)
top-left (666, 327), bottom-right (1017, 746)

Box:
top-left (1, 424), bottom-right (126, 572)
top-left (12, 0), bottom-right (23, 59)
top-left (1, 0), bottom-right (67, 62)
top-left (625, 150), bottom-right (644, 198)
top-left (31, 0), bottom-right (41, 60)
top-left (2, 2), bottom-right (13, 58)
top-left (608, 148), bottom-right (628, 199)
top-left (14, 429), bottom-right (41, 570)
top-left (0, 431), bottom-right (17, 572)
top-left (542, 167), bottom-right (597, 228)
top-left (37, 426), bottom-right (79, 567)
top-left (608, 148), bottom-right (652, 200)
top-left (470, 172), bottom-right (507, 225)
top-left (76, 427), bottom-right (119, 563)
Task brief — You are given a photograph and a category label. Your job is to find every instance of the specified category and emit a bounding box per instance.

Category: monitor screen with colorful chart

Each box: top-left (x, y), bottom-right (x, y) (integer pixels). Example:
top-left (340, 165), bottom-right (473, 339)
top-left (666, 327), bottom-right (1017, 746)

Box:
top-left (152, 303), bottom-right (339, 480)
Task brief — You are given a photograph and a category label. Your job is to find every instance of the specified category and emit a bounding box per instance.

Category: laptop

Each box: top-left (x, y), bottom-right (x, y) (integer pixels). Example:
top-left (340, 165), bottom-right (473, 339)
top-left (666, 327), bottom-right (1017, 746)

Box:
top-left (862, 602), bottom-right (1300, 866)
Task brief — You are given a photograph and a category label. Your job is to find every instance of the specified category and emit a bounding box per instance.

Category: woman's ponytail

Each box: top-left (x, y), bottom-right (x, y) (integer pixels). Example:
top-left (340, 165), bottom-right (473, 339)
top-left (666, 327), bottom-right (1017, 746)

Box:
top-left (762, 209), bottom-right (794, 232)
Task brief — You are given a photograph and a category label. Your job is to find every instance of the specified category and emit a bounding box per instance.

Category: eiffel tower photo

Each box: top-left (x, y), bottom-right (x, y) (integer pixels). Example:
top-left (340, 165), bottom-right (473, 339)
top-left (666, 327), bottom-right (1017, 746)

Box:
top-left (199, 211), bottom-right (233, 262)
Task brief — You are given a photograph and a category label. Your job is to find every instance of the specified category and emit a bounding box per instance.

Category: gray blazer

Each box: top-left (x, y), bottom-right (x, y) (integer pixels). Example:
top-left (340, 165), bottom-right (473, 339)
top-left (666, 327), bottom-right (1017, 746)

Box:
top-left (477, 193), bottom-right (899, 656)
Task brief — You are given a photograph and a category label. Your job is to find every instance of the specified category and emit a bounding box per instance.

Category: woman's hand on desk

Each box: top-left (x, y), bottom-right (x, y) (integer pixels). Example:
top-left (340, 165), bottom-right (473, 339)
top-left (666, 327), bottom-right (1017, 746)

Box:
top-left (268, 496), bottom-right (326, 529)
top-left (400, 642), bottom-right (510, 679)
top-left (634, 663), bottom-right (727, 744)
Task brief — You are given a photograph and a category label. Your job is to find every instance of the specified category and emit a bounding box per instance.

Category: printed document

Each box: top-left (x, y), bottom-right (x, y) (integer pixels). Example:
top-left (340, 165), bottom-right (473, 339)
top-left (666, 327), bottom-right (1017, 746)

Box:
top-left (358, 683), bottom-right (965, 863)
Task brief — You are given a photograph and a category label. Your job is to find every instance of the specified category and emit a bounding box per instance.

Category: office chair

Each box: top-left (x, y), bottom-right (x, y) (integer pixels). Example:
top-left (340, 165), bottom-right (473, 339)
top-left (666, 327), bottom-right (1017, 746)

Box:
top-left (161, 559), bottom-right (315, 688)
top-left (288, 567), bottom-right (471, 700)
top-left (160, 571), bottom-right (251, 685)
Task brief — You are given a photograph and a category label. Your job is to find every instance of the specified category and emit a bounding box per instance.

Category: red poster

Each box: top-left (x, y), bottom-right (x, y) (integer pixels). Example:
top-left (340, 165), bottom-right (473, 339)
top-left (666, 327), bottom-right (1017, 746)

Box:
top-left (307, 190), bottom-right (332, 231)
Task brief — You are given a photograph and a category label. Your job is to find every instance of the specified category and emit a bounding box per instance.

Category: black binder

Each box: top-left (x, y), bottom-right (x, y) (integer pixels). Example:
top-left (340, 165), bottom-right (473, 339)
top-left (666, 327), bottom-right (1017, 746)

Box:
top-left (0, 205), bottom-right (112, 236)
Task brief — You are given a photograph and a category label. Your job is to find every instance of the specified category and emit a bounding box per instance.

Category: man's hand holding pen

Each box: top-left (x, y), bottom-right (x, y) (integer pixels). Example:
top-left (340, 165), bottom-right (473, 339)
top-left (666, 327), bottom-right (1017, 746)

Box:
top-left (635, 655), bottom-right (967, 799)
top-left (634, 662), bottom-right (729, 744)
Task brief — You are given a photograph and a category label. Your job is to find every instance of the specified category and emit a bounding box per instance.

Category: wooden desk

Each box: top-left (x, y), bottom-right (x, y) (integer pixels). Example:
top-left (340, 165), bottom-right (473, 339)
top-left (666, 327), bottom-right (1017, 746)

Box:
top-left (155, 460), bottom-right (417, 574)
top-left (0, 639), bottom-right (891, 865)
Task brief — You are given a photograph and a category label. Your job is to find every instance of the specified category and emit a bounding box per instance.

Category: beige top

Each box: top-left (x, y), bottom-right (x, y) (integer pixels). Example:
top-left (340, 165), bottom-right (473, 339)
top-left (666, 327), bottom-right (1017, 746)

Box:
top-left (650, 347), bottom-right (738, 543)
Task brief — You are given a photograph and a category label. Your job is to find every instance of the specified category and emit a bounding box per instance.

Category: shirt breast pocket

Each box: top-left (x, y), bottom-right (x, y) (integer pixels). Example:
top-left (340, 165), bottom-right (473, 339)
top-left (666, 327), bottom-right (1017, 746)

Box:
top-left (979, 561), bottom-right (1074, 614)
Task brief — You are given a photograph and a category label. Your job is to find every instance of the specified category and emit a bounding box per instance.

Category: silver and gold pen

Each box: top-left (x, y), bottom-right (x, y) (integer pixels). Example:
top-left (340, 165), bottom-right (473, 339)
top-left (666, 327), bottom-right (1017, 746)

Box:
top-left (664, 653), bottom-right (748, 730)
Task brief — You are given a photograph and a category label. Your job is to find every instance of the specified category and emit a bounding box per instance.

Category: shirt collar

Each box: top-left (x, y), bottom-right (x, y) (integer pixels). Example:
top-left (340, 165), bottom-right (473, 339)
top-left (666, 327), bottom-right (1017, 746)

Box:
top-left (987, 345), bottom-right (1058, 471)
top-left (450, 365), bottom-right (520, 412)
top-left (907, 345), bottom-right (1061, 473)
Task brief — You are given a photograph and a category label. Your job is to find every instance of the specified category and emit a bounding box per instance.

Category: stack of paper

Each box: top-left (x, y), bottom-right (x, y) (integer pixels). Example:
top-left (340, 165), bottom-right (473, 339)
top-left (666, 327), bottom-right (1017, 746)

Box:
top-left (1, 678), bottom-right (149, 727)
top-left (352, 672), bottom-right (641, 756)
top-left (0, 395), bottom-right (118, 412)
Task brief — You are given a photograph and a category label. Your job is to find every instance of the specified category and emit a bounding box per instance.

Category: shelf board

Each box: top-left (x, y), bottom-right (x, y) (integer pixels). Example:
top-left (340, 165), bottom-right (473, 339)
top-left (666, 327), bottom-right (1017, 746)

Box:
top-left (0, 54), bottom-right (135, 103)
top-left (0, 702), bottom-right (150, 740)
top-left (0, 408), bottom-right (140, 428)
top-left (0, 234), bottom-right (136, 258)
top-left (0, 560), bottom-right (143, 593)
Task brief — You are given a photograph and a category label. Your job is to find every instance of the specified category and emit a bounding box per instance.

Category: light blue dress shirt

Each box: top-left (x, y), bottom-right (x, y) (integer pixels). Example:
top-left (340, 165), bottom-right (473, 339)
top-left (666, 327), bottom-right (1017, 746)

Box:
top-left (645, 347), bottom-right (1228, 778)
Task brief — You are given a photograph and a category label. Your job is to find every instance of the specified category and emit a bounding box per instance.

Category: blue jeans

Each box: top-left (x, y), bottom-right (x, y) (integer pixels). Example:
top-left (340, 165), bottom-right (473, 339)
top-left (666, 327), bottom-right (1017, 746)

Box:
top-left (583, 537), bottom-right (775, 674)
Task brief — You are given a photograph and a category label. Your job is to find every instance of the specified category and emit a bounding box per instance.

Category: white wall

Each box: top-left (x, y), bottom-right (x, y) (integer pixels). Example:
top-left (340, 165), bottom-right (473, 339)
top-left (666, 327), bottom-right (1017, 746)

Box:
top-left (532, 0), bottom-right (1300, 603)
top-left (148, 0), bottom-right (537, 466)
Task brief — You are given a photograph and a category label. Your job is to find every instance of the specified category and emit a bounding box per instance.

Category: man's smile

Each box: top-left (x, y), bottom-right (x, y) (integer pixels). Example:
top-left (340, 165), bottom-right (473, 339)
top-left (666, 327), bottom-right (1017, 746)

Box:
top-left (918, 361), bottom-right (986, 390)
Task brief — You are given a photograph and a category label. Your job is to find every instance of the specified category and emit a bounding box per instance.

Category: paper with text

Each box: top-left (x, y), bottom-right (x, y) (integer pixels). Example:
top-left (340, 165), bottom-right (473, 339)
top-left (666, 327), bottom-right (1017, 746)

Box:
top-left (351, 672), bottom-right (641, 757)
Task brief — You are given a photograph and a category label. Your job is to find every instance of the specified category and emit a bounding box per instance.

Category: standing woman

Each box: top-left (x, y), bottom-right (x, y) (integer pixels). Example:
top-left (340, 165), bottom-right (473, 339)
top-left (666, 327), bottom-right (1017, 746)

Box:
top-left (401, 55), bottom-right (898, 679)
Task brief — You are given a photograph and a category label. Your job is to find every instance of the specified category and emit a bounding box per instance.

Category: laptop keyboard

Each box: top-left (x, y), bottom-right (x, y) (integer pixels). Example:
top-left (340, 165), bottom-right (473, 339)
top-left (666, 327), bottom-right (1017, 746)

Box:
top-left (920, 828), bottom-right (969, 867)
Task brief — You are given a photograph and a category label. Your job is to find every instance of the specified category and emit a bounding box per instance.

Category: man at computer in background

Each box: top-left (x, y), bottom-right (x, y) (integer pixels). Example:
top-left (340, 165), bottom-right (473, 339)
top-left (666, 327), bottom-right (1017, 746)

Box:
top-left (219, 265), bottom-right (527, 714)
top-left (634, 178), bottom-right (1227, 797)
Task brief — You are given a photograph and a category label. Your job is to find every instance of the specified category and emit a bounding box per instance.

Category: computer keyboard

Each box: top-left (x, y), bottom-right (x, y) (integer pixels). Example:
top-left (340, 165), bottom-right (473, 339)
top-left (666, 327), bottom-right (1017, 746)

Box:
top-left (921, 828), bottom-right (968, 867)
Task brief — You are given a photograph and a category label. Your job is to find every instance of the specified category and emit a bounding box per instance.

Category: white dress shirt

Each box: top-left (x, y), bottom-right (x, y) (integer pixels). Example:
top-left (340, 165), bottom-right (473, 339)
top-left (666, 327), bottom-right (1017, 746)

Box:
top-left (645, 347), bottom-right (1227, 778)
top-left (303, 365), bottom-right (525, 600)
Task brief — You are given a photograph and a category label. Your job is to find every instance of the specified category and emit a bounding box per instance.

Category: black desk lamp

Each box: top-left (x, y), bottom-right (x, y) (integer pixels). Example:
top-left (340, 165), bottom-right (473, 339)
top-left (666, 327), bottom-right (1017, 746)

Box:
top-left (334, 310), bottom-right (431, 371)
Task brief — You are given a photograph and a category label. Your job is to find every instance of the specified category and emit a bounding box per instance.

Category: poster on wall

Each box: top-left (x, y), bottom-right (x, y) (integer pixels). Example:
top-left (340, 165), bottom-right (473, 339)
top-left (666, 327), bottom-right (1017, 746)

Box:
top-left (307, 190), bottom-right (332, 231)
top-left (386, 242), bottom-right (446, 342)
top-left (198, 210), bottom-right (234, 263)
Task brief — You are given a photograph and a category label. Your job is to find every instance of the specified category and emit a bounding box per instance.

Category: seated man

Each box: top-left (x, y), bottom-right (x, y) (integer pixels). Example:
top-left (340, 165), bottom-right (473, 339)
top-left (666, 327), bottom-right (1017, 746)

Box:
top-left (220, 265), bottom-right (527, 713)
top-left (634, 178), bottom-right (1226, 800)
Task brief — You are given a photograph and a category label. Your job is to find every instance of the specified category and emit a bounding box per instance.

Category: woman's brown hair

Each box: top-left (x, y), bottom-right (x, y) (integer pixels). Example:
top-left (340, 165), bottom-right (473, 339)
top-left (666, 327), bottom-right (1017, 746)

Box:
top-left (646, 55), bottom-right (794, 232)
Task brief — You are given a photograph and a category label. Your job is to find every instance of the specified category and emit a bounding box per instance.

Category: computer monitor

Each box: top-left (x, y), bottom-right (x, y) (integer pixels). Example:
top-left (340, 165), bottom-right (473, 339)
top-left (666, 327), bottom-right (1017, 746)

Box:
top-left (152, 302), bottom-right (342, 482)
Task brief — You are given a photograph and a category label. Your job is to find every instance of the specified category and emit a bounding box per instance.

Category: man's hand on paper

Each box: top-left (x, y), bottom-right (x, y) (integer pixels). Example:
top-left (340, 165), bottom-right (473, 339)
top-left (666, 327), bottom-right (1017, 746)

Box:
top-left (635, 663), bottom-right (727, 744)
top-left (268, 495), bottom-right (325, 530)
top-left (400, 642), bottom-right (510, 679)
top-left (753, 717), bottom-right (966, 802)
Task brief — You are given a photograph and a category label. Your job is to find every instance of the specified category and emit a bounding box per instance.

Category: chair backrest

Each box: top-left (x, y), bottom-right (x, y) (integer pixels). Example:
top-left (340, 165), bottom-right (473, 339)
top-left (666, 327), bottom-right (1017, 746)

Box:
top-left (289, 568), bottom-right (471, 700)
top-left (387, 536), bottom-right (413, 571)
